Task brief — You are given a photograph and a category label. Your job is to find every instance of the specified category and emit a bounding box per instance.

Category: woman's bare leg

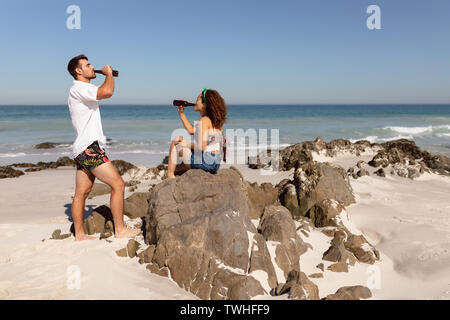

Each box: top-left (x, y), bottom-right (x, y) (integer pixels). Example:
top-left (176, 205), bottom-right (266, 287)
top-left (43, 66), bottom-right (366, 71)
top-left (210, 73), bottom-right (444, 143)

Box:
top-left (167, 141), bottom-right (178, 179)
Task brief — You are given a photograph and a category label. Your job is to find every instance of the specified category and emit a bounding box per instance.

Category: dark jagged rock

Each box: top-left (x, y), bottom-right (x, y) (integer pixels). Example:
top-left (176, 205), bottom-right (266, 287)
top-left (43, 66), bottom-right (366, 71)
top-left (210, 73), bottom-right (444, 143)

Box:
top-left (0, 166), bottom-right (24, 179)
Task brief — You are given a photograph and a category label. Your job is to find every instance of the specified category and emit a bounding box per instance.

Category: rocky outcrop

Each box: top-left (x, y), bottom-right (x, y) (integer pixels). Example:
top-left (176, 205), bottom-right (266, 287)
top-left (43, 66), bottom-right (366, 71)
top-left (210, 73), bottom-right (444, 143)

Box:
top-left (10, 157), bottom-right (76, 172)
top-left (368, 139), bottom-right (450, 178)
top-left (143, 169), bottom-right (317, 300)
top-left (0, 166), bottom-right (24, 179)
top-left (277, 137), bottom-right (378, 171)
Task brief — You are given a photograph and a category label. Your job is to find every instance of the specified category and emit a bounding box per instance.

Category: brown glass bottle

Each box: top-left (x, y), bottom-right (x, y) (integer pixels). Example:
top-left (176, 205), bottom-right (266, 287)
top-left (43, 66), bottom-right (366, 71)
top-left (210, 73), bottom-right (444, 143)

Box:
top-left (94, 70), bottom-right (119, 77)
top-left (173, 100), bottom-right (195, 107)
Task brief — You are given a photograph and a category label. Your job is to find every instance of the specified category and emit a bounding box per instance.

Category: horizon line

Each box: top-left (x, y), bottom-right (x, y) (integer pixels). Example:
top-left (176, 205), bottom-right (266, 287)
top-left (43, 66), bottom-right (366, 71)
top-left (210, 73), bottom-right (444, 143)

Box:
top-left (1, 103), bottom-right (450, 107)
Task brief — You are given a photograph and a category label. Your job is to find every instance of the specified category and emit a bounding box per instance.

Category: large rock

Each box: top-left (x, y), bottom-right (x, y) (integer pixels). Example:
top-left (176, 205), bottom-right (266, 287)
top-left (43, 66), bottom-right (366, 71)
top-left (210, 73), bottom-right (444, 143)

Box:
top-left (293, 162), bottom-right (355, 221)
top-left (258, 205), bottom-right (308, 279)
top-left (145, 169), bottom-right (276, 300)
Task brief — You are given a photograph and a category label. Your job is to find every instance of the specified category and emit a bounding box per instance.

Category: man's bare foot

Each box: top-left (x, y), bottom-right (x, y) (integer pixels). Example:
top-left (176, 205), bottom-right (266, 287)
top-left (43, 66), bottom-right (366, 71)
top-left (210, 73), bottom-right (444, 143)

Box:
top-left (75, 234), bottom-right (96, 241)
top-left (166, 174), bottom-right (175, 179)
top-left (115, 227), bottom-right (141, 238)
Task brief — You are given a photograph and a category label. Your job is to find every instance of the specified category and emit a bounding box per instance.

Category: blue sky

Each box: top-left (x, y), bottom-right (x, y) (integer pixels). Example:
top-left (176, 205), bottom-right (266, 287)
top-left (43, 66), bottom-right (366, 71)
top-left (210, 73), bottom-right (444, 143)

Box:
top-left (0, 0), bottom-right (449, 104)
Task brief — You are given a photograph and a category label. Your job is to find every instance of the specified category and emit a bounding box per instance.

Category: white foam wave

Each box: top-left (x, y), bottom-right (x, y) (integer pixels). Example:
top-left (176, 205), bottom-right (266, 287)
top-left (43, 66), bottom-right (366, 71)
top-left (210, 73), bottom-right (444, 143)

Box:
top-left (0, 153), bottom-right (27, 158)
top-left (383, 126), bottom-right (433, 135)
top-left (350, 135), bottom-right (414, 144)
top-left (436, 133), bottom-right (450, 138)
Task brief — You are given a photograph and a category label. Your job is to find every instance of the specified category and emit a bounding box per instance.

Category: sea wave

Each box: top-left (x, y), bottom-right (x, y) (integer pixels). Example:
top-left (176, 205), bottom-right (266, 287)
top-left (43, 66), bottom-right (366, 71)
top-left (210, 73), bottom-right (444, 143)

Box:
top-left (350, 135), bottom-right (414, 144)
top-left (0, 152), bottom-right (27, 158)
top-left (382, 125), bottom-right (450, 135)
top-left (383, 126), bottom-right (433, 135)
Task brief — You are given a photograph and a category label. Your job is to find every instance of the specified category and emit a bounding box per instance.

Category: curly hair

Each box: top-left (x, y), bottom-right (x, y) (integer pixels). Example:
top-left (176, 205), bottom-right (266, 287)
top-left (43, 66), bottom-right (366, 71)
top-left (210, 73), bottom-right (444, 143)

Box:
top-left (203, 89), bottom-right (227, 129)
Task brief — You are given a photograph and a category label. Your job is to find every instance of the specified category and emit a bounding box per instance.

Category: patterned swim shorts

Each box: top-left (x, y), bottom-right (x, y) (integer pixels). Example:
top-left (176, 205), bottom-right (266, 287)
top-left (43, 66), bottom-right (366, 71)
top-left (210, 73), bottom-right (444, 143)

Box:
top-left (75, 140), bottom-right (110, 173)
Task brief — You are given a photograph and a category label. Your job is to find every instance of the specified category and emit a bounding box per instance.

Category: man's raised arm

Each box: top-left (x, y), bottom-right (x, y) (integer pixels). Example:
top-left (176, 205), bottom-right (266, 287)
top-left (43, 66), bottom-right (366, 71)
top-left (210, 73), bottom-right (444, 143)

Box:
top-left (97, 65), bottom-right (115, 100)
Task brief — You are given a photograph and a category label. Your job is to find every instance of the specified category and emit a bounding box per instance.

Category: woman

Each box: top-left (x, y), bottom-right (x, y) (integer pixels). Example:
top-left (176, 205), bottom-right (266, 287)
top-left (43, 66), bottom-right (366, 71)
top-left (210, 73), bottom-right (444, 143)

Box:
top-left (167, 88), bottom-right (227, 179)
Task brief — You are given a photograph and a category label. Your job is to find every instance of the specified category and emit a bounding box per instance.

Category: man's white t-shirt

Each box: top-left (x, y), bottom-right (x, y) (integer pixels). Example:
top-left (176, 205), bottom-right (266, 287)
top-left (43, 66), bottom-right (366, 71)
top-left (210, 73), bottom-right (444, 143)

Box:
top-left (68, 80), bottom-right (107, 158)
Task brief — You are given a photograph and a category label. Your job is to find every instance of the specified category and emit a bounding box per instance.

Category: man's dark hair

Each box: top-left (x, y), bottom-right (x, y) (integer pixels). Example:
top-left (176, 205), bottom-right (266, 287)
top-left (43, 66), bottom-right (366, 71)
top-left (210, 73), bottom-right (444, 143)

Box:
top-left (67, 54), bottom-right (88, 79)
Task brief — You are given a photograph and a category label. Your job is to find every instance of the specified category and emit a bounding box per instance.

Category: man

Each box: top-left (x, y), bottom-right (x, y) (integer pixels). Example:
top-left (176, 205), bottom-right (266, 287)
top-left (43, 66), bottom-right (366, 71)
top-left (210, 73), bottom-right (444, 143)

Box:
top-left (67, 54), bottom-right (140, 241)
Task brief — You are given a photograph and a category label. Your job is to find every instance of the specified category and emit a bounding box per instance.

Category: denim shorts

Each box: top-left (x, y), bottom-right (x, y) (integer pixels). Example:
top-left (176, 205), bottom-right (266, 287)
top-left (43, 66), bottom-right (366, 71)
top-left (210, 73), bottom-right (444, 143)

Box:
top-left (190, 152), bottom-right (222, 174)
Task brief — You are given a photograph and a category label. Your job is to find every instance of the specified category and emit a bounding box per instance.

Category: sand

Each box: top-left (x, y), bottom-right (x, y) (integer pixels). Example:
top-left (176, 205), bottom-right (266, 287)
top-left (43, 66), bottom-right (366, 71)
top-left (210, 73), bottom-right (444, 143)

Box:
top-left (1, 160), bottom-right (450, 300)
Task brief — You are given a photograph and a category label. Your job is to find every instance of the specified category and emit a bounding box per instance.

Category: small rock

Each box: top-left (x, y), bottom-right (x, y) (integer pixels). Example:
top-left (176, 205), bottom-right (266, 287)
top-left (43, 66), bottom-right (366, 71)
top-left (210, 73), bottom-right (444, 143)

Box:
top-left (115, 248), bottom-right (127, 257)
top-left (316, 263), bottom-right (324, 271)
top-left (127, 239), bottom-right (140, 258)
top-left (34, 142), bottom-right (58, 149)
top-left (327, 261), bottom-right (348, 272)
top-left (357, 169), bottom-right (369, 177)
top-left (309, 273), bottom-right (323, 278)
top-left (50, 229), bottom-right (71, 240)
top-left (375, 168), bottom-right (386, 177)
top-left (325, 285), bottom-right (372, 300)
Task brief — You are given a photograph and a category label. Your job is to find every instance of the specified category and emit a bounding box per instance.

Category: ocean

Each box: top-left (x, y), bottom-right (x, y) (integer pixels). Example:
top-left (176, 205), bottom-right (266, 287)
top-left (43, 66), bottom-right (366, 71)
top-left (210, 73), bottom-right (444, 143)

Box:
top-left (1, 104), bottom-right (449, 167)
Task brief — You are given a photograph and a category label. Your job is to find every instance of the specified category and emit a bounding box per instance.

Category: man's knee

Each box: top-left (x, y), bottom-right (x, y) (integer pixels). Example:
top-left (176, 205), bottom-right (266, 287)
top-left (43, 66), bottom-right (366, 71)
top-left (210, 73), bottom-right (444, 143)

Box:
top-left (74, 187), bottom-right (92, 199)
top-left (111, 177), bottom-right (125, 192)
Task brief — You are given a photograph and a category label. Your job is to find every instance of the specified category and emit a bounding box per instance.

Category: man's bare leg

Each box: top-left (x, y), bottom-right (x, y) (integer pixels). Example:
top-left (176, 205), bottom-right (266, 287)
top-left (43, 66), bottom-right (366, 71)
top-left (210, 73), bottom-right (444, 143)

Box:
top-left (91, 162), bottom-right (140, 238)
top-left (72, 169), bottom-right (96, 241)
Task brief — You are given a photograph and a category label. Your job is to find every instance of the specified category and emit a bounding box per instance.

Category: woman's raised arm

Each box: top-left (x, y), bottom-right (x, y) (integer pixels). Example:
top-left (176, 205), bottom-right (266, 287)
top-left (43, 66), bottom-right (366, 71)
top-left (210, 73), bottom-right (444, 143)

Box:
top-left (178, 106), bottom-right (195, 135)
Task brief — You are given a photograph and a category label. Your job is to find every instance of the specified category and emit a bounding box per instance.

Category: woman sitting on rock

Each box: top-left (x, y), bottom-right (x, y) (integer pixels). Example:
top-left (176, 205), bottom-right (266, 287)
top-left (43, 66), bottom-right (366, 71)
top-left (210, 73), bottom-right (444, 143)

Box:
top-left (167, 88), bottom-right (227, 179)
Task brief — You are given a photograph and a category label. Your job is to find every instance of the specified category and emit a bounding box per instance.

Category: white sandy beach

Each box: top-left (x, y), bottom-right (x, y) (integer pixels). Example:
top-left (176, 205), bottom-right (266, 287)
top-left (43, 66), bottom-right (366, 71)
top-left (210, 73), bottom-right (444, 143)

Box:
top-left (1, 160), bottom-right (450, 300)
